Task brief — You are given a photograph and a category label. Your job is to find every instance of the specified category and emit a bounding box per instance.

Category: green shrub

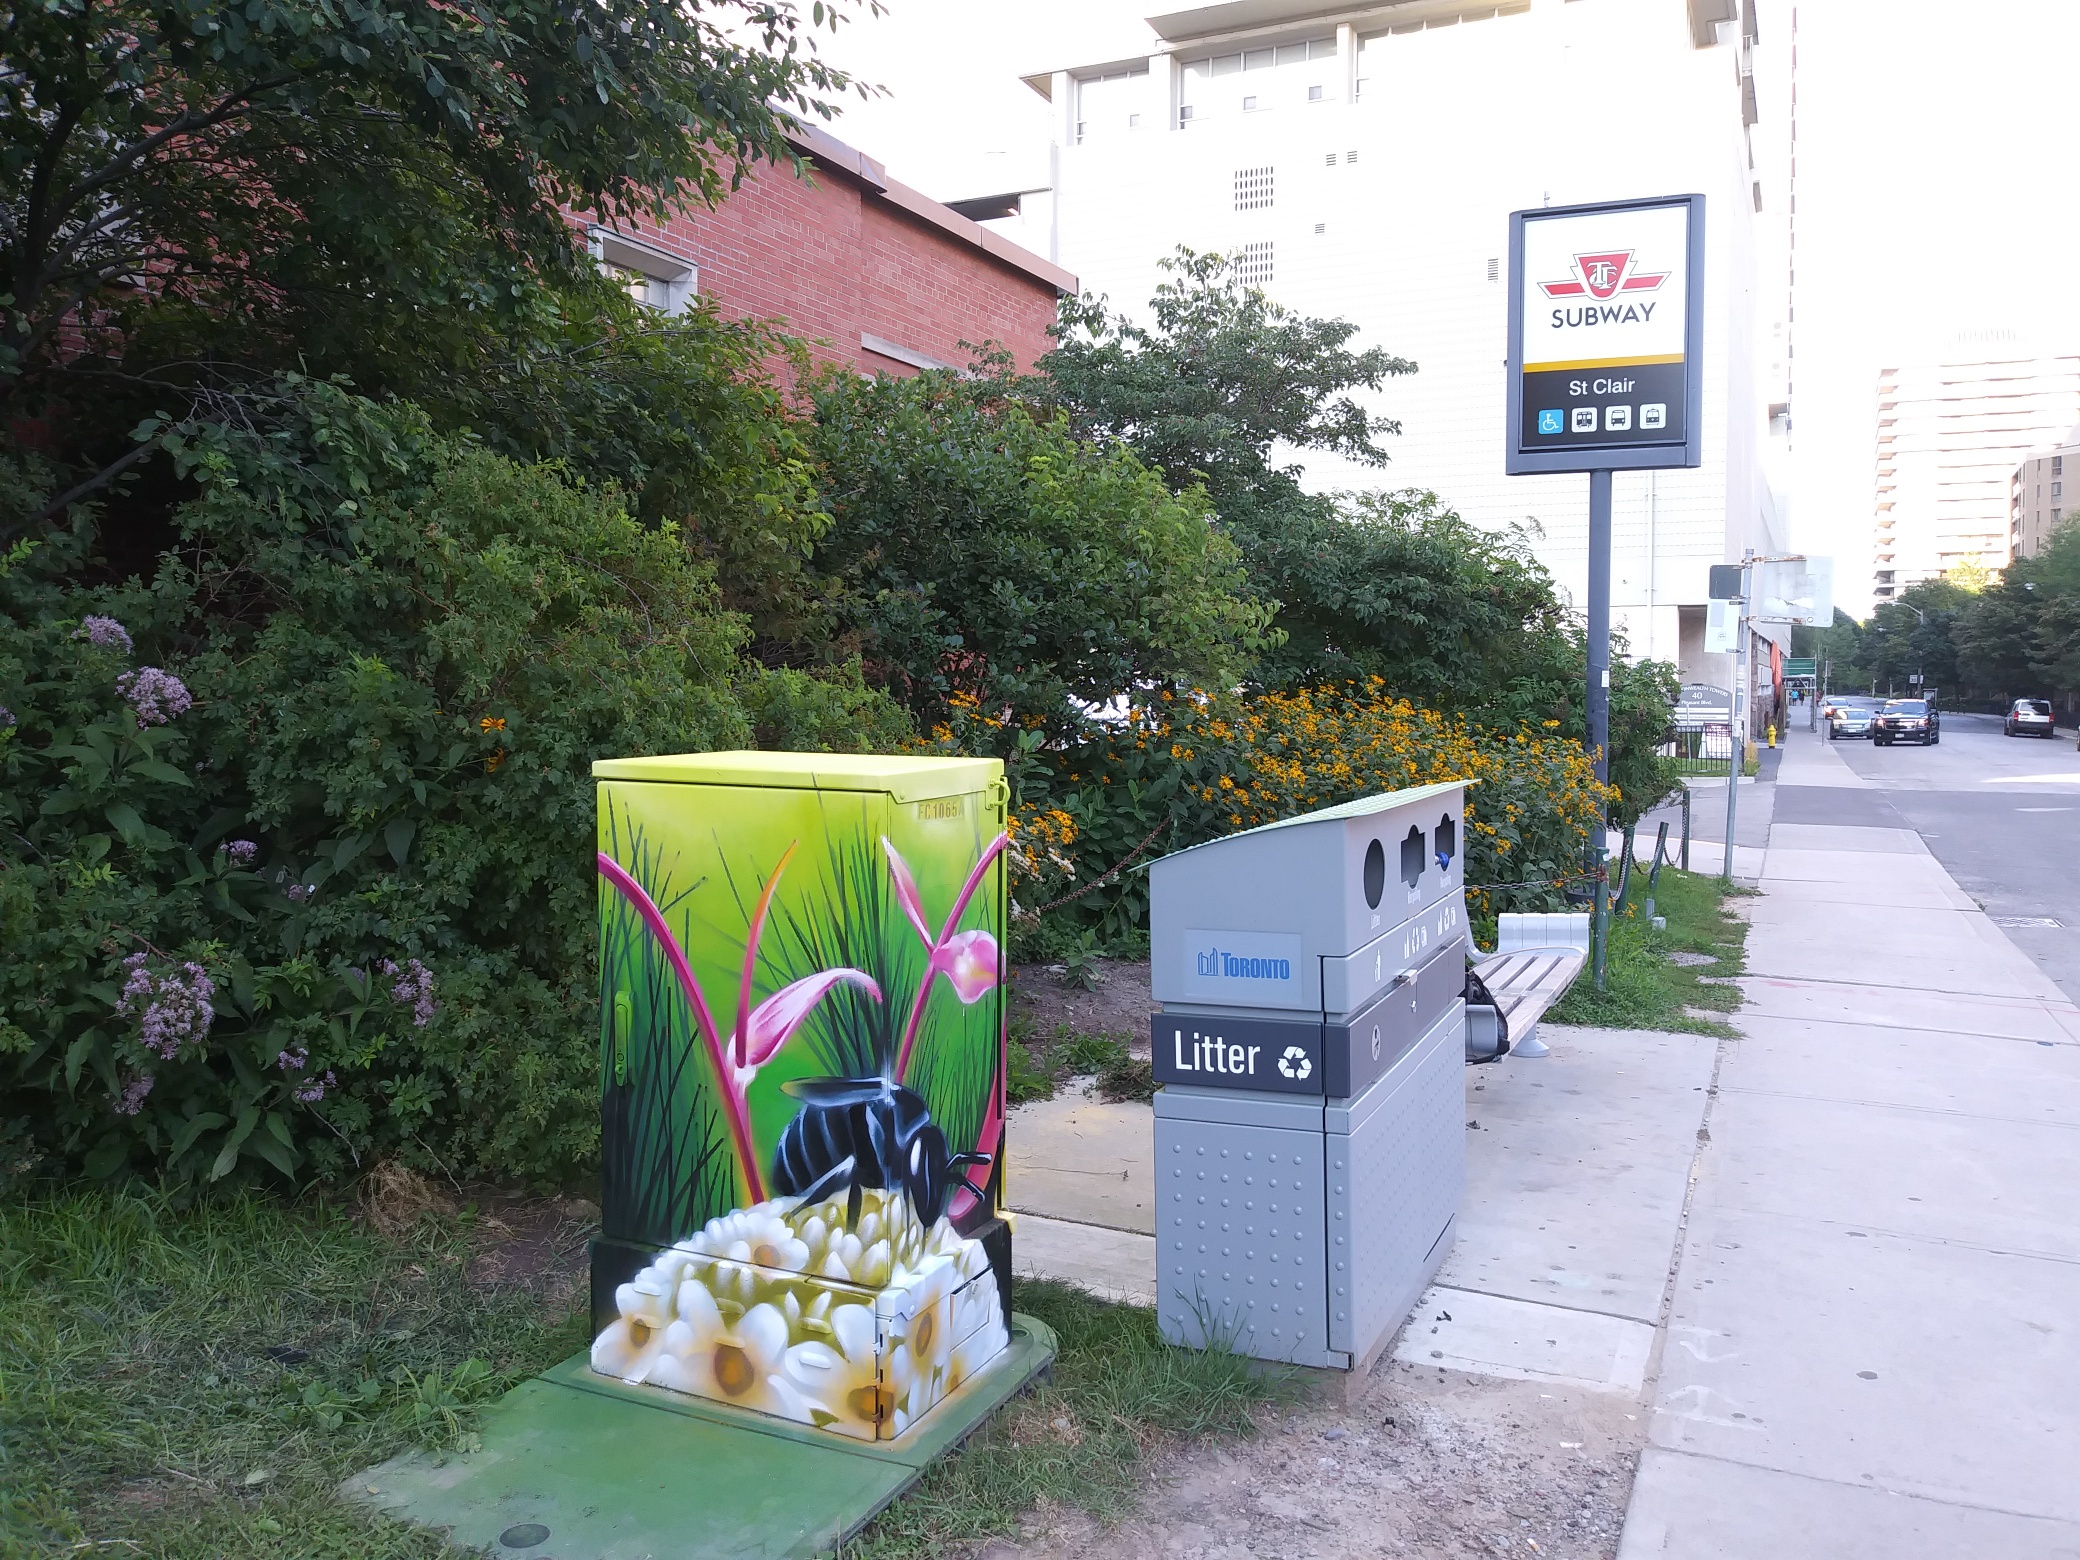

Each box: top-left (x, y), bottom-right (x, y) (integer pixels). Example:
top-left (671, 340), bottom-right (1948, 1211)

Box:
top-left (0, 380), bottom-right (901, 1187)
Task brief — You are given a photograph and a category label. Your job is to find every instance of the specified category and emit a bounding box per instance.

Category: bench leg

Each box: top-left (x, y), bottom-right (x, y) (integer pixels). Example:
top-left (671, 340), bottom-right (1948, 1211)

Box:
top-left (1511, 1020), bottom-right (1550, 1059)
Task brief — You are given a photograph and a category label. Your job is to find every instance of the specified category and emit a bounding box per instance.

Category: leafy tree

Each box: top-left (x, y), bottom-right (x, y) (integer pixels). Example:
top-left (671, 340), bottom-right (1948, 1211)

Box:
top-left (1041, 248), bottom-right (1415, 510)
top-left (1036, 250), bottom-right (1678, 816)
top-left (799, 369), bottom-right (1273, 736)
top-left (2, 0), bottom-right (870, 526)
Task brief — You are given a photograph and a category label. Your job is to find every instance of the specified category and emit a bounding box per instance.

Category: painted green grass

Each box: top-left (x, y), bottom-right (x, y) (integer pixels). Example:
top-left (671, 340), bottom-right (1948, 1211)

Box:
top-left (0, 1188), bottom-right (583, 1558)
top-left (844, 1280), bottom-right (1299, 1557)
top-left (1545, 867), bottom-right (1753, 1035)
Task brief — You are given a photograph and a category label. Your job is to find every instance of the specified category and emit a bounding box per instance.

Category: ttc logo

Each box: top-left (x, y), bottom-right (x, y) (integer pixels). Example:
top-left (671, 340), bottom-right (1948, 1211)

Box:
top-left (1540, 249), bottom-right (1670, 301)
top-left (1277, 1046), bottom-right (1312, 1081)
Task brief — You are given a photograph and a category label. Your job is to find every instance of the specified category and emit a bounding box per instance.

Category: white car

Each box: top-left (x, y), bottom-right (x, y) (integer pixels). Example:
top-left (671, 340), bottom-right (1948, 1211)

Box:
top-left (2004, 698), bottom-right (2056, 738)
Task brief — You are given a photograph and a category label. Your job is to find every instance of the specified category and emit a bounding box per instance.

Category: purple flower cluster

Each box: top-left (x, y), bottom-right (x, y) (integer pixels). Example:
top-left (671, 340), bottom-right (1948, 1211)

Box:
top-left (382, 958), bottom-right (437, 1028)
top-left (293, 1071), bottom-right (338, 1104)
top-left (76, 615), bottom-right (134, 653)
top-left (219, 838), bottom-right (259, 867)
top-left (0, 706), bottom-right (13, 729)
top-left (116, 952), bottom-right (215, 1059)
top-left (116, 666), bottom-right (192, 727)
top-left (115, 1072), bottom-right (156, 1115)
top-left (276, 1045), bottom-right (309, 1072)
top-left (285, 882), bottom-right (313, 903)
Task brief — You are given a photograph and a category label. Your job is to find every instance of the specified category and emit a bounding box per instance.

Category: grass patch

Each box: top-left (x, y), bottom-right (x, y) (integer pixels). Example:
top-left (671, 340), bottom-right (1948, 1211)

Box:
top-left (0, 1186), bottom-right (584, 1558)
top-left (844, 1279), bottom-right (1298, 1557)
top-left (1005, 1024), bottom-right (1154, 1105)
top-left (1545, 867), bottom-right (1752, 1035)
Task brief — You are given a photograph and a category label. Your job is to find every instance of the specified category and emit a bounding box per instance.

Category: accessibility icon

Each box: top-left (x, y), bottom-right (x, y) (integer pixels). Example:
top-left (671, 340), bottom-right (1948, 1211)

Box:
top-left (1278, 1046), bottom-right (1313, 1081)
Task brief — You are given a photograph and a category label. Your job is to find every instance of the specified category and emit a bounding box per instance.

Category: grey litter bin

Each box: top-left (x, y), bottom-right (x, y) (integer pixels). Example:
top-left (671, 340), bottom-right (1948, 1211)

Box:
top-left (1148, 780), bottom-right (1470, 1371)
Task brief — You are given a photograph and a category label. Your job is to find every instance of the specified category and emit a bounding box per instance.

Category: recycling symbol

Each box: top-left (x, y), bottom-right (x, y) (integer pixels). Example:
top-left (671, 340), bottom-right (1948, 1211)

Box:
top-left (1278, 1046), bottom-right (1313, 1081)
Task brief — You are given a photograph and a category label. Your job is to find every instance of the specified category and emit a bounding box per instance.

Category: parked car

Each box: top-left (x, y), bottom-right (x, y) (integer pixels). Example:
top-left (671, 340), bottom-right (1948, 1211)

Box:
top-left (2005, 698), bottom-right (2056, 738)
top-left (1873, 699), bottom-right (1939, 746)
top-left (1828, 703), bottom-right (1874, 739)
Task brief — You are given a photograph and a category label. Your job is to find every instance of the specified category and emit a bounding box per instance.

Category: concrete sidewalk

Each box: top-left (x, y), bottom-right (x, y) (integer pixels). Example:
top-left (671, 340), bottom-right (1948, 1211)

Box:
top-left (1620, 726), bottom-right (2080, 1558)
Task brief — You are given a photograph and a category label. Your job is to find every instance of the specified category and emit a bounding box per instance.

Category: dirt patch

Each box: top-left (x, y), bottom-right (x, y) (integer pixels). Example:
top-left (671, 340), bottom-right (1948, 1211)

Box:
top-left (1010, 959), bottom-right (1156, 1057)
top-left (977, 1359), bottom-right (1642, 1559)
top-left (460, 1188), bottom-right (594, 1304)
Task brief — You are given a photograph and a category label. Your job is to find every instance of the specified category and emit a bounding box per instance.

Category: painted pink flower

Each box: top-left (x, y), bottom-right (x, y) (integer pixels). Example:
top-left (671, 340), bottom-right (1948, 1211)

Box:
top-left (885, 832), bottom-right (1011, 1080)
top-left (734, 967), bottom-right (881, 1091)
top-left (934, 929), bottom-right (1000, 1005)
top-left (881, 837), bottom-right (934, 949)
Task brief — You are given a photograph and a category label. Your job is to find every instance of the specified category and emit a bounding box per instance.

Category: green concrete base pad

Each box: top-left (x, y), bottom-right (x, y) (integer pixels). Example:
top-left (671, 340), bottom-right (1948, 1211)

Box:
top-left (347, 1315), bottom-right (1057, 1560)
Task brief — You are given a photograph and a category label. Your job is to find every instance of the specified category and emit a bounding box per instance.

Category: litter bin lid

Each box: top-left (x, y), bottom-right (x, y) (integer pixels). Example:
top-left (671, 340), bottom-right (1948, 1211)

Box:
top-left (592, 751), bottom-right (1000, 804)
top-left (1151, 778), bottom-right (1472, 864)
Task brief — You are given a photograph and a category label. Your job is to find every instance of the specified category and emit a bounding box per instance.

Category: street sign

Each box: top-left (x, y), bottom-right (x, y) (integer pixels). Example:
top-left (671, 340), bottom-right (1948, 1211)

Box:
top-left (1707, 563), bottom-right (1744, 601)
top-left (1784, 658), bottom-right (1817, 678)
top-left (1505, 194), bottom-right (1705, 474)
top-left (1754, 558), bottom-right (1834, 625)
top-left (1704, 598), bottom-right (1739, 654)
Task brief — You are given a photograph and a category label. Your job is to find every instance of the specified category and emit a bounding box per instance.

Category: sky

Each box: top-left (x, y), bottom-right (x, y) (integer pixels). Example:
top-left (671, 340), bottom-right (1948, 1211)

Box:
top-left (805, 0), bottom-right (2080, 612)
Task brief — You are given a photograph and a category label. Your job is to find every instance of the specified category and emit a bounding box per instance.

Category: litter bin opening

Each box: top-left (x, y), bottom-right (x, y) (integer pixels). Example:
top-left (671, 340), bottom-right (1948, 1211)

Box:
top-left (1363, 839), bottom-right (1386, 908)
top-left (1400, 825), bottom-right (1425, 890)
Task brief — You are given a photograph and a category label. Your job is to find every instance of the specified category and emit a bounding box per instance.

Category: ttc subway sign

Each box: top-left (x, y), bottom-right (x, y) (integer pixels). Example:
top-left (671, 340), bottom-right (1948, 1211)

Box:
top-left (1505, 194), bottom-right (1704, 474)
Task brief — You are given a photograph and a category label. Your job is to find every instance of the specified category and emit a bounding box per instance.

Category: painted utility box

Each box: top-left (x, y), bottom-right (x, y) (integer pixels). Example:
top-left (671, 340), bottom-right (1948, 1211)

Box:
top-left (588, 752), bottom-right (1013, 1442)
top-left (1149, 782), bottom-right (1470, 1371)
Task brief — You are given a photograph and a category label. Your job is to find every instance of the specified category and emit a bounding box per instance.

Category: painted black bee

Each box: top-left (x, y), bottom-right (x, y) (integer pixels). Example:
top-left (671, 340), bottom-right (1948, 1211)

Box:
top-left (772, 1075), bottom-right (992, 1231)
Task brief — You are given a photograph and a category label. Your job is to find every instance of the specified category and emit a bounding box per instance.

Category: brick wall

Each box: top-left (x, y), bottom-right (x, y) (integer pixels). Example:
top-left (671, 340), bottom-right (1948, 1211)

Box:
top-left (571, 128), bottom-right (1071, 377)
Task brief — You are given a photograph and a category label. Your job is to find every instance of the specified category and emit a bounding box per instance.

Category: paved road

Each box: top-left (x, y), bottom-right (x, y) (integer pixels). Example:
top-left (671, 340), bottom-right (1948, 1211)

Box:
top-left (1812, 711), bottom-right (2080, 1006)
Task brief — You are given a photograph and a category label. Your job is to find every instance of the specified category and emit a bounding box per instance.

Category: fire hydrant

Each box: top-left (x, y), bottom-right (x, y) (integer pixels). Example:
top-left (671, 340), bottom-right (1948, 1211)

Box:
top-left (1767, 723), bottom-right (1777, 748)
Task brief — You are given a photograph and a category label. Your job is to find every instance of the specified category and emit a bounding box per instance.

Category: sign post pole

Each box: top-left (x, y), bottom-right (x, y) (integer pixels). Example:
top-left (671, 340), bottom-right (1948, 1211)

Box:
top-left (1587, 468), bottom-right (1612, 989)
top-left (1722, 552), bottom-right (1751, 883)
top-left (1507, 192), bottom-right (1704, 986)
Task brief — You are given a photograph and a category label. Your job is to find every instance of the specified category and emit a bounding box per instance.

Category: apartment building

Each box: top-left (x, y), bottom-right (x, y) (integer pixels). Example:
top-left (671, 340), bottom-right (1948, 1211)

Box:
top-left (2012, 429), bottom-right (2080, 561)
top-left (1000, 0), bottom-right (1786, 689)
top-left (1871, 351), bottom-right (2080, 598)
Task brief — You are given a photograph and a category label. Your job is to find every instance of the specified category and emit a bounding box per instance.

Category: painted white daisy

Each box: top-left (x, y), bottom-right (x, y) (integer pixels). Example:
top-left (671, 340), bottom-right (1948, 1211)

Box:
top-left (590, 1274), bottom-right (674, 1383)
top-left (779, 1302), bottom-right (890, 1440)
top-left (647, 1285), bottom-right (808, 1422)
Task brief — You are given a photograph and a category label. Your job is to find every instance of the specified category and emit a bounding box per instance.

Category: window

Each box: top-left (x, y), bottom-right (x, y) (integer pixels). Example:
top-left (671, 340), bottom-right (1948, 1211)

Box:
top-left (1486, 257), bottom-right (1499, 282)
top-left (1325, 151), bottom-right (1337, 167)
top-left (1233, 165), bottom-right (1275, 212)
top-left (2055, 481), bottom-right (2064, 498)
top-left (1347, 148), bottom-right (1359, 163)
top-left (2056, 455), bottom-right (2065, 475)
top-left (1075, 68), bottom-right (1147, 144)
top-left (589, 227), bottom-right (696, 315)
top-left (1235, 241), bottom-right (1274, 287)
top-left (1314, 222), bottom-right (1326, 234)
top-left (1179, 36), bottom-right (1334, 121)
top-left (1179, 104), bottom-right (1195, 123)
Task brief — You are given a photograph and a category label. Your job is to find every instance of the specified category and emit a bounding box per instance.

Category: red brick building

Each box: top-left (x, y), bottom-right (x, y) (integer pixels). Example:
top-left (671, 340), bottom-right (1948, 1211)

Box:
top-left (574, 123), bottom-right (1074, 376)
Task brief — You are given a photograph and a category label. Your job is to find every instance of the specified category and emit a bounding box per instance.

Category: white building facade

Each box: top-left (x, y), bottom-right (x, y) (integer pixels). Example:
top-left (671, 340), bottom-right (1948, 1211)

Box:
top-left (1012, 0), bottom-right (1787, 688)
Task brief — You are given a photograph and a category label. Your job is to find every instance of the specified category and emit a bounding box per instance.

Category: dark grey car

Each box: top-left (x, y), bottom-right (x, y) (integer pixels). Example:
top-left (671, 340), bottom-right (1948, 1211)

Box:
top-left (1874, 698), bottom-right (1939, 746)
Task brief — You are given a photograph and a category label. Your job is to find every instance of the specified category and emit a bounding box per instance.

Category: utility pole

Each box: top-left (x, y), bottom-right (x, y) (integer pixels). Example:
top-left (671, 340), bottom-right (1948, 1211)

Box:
top-left (1722, 552), bottom-right (1750, 883)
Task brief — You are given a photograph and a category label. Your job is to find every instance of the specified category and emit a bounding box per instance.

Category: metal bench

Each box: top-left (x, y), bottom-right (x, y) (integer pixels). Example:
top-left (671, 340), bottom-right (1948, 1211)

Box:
top-left (1466, 913), bottom-right (1590, 1062)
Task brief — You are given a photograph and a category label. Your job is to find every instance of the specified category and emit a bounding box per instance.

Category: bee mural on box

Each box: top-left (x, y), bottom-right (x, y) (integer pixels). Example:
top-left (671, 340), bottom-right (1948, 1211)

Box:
top-left (588, 754), bottom-right (1012, 1442)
